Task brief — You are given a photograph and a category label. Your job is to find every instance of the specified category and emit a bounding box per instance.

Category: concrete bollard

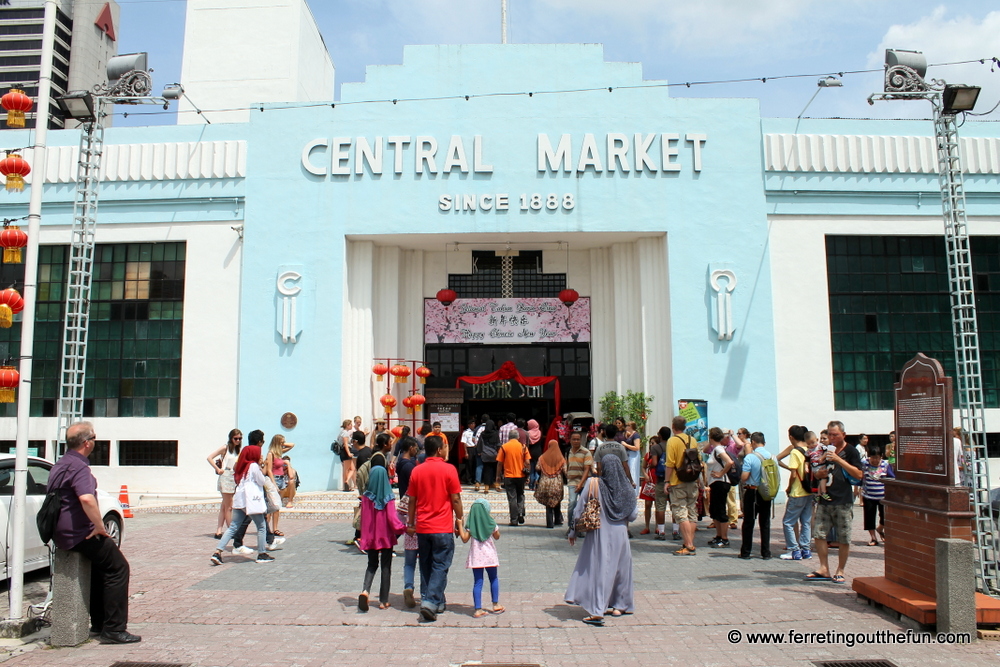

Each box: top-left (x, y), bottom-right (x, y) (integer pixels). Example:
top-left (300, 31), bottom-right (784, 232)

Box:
top-left (935, 537), bottom-right (977, 636)
top-left (51, 549), bottom-right (91, 647)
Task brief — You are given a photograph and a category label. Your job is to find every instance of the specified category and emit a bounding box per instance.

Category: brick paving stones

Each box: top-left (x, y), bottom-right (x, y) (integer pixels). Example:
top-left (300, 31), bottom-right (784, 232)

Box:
top-left (3, 507), bottom-right (999, 667)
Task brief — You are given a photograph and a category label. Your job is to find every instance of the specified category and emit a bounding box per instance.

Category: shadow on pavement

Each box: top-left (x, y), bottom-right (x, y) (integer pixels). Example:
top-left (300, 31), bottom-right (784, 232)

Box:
top-left (542, 604), bottom-right (582, 622)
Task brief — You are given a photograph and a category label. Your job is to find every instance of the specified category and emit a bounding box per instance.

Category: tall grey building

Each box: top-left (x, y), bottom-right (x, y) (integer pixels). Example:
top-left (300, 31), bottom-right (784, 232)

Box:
top-left (0, 0), bottom-right (119, 129)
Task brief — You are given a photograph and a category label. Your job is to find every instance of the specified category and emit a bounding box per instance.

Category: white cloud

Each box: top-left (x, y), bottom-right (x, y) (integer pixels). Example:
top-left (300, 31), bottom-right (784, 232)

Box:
top-left (871, 6), bottom-right (1000, 113)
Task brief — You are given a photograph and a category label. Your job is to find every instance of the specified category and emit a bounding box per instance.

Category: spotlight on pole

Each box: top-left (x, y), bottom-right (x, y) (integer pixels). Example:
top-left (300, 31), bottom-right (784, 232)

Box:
top-left (55, 90), bottom-right (96, 122)
top-left (942, 84), bottom-right (981, 115)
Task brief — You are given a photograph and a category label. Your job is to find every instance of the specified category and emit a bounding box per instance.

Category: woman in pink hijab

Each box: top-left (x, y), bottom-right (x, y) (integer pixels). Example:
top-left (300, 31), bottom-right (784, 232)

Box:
top-left (527, 419), bottom-right (543, 490)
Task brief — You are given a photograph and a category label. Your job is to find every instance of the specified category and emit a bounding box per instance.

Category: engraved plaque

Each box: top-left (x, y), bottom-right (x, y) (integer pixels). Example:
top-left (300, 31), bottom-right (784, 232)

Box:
top-left (280, 412), bottom-right (297, 429)
top-left (893, 353), bottom-right (952, 484)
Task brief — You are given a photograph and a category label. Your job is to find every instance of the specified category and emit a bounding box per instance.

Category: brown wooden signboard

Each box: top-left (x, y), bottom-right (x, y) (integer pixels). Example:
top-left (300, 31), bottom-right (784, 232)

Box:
top-left (893, 353), bottom-right (953, 484)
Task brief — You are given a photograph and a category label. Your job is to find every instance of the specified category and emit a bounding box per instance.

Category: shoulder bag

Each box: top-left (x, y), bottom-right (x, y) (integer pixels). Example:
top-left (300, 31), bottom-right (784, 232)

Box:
top-left (575, 477), bottom-right (601, 532)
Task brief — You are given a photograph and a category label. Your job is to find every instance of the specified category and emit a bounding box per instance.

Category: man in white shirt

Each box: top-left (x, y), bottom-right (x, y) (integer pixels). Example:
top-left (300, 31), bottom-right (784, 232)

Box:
top-left (461, 418), bottom-right (480, 489)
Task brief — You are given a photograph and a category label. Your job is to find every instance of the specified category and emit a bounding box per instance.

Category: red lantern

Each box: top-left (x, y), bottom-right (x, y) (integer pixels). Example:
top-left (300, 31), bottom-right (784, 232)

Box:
top-left (559, 288), bottom-right (580, 307)
top-left (0, 225), bottom-right (27, 263)
top-left (391, 364), bottom-right (411, 384)
top-left (390, 425), bottom-right (404, 439)
top-left (372, 362), bottom-right (389, 381)
top-left (0, 365), bottom-right (17, 403)
top-left (415, 366), bottom-right (431, 384)
top-left (436, 288), bottom-right (457, 306)
top-left (1, 89), bottom-right (32, 128)
top-left (410, 394), bottom-right (426, 409)
top-left (0, 288), bottom-right (24, 328)
top-left (379, 393), bottom-right (397, 413)
top-left (402, 395), bottom-right (415, 415)
top-left (0, 154), bottom-right (30, 192)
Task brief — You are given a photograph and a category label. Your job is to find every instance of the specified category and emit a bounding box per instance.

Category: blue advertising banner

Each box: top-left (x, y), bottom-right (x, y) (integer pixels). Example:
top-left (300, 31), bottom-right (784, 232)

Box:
top-left (677, 398), bottom-right (708, 444)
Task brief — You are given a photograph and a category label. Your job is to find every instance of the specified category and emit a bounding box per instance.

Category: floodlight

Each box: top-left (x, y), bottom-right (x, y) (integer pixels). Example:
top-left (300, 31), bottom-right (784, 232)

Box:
top-left (162, 84), bottom-right (184, 100)
top-left (942, 85), bottom-right (981, 114)
top-left (55, 91), bottom-right (96, 121)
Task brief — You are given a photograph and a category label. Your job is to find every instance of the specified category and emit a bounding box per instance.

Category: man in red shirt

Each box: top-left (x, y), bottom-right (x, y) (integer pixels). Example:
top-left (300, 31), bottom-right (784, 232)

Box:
top-left (406, 435), bottom-right (463, 622)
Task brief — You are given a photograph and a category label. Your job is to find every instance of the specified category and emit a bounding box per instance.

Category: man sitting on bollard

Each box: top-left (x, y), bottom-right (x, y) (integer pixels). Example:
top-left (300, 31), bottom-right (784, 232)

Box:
top-left (49, 421), bottom-right (141, 644)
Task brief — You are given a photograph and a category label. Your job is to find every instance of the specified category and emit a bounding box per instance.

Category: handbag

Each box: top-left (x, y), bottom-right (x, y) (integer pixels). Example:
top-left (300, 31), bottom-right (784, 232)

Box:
top-left (639, 480), bottom-right (657, 501)
top-left (263, 476), bottom-right (282, 514)
top-left (575, 478), bottom-right (601, 532)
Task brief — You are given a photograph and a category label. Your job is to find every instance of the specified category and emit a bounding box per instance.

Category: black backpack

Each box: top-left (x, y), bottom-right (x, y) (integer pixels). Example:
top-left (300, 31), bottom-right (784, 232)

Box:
top-left (331, 439), bottom-right (342, 455)
top-left (675, 435), bottom-right (703, 483)
top-left (37, 489), bottom-right (60, 544)
top-left (715, 450), bottom-right (740, 486)
top-left (793, 445), bottom-right (817, 495)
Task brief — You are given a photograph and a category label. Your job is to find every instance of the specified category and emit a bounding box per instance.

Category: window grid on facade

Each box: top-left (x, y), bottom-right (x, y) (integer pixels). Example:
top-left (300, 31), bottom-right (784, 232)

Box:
top-left (54, 440), bottom-right (111, 466)
top-left (826, 235), bottom-right (1000, 411)
top-left (448, 251), bottom-right (566, 298)
top-left (0, 242), bottom-right (185, 418)
top-left (118, 440), bottom-right (178, 467)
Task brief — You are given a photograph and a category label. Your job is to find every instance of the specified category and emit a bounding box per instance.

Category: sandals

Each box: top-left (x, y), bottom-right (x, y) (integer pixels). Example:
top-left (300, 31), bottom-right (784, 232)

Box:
top-left (832, 574), bottom-right (846, 584)
top-left (877, 527), bottom-right (885, 539)
top-left (378, 602), bottom-right (391, 610)
top-left (673, 546), bottom-right (697, 556)
top-left (639, 528), bottom-right (651, 535)
top-left (492, 604), bottom-right (505, 614)
top-left (805, 571), bottom-right (832, 581)
top-left (582, 616), bottom-right (605, 626)
top-left (474, 609), bottom-right (489, 618)
top-left (868, 539), bottom-right (878, 546)
top-left (272, 530), bottom-right (285, 537)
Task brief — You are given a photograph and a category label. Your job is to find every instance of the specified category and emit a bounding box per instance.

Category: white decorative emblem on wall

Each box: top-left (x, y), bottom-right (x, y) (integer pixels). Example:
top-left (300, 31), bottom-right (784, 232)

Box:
top-left (710, 269), bottom-right (737, 341)
top-left (277, 270), bottom-right (303, 344)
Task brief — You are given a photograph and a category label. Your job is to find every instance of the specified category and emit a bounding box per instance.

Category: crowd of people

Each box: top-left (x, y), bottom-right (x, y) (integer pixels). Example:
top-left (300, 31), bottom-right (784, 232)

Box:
top-left (205, 412), bottom-right (898, 623)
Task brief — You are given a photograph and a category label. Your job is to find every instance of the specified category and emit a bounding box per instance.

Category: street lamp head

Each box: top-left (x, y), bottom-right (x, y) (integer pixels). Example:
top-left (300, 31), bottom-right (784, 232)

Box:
top-left (818, 76), bottom-right (843, 88)
top-left (55, 91), bottom-right (96, 121)
top-left (885, 49), bottom-right (926, 78)
top-left (943, 84), bottom-right (981, 115)
top-left (884, 49), bottom-right (928, 93)
top-left (107, 52), bottom-right (148, 85)
top-left (161, 84), bottom-right (184, 101)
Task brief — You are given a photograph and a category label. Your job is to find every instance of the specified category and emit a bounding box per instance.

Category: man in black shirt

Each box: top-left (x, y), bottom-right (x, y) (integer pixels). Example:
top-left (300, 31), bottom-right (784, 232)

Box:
top-left (352, 431), bottom-right (373, 468)
top-left (805, 420), bottom-right (862, 584)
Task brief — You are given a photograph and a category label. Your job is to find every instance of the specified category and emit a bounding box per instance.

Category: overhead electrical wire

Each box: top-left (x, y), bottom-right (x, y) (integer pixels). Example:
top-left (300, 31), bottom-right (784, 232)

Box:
top-left (106, 56), bottom-right (1000, 121)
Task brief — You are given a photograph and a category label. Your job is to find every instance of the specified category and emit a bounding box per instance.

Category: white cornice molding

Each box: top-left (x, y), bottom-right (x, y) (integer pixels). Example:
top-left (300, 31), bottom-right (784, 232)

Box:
top-left (16, 140), bottom-right (247, 184)
top-left (764, 133), bottom-right (1000, 174)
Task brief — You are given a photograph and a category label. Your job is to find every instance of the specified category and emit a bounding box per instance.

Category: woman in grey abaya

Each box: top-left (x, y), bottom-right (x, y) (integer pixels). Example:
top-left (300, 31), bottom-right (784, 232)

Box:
top-left (565, 454), bottom-right (639, 626)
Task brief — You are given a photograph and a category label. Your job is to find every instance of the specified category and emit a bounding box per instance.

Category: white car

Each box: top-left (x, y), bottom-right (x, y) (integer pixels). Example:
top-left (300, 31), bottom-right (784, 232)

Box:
top-left (0, 454), bottom-right (125, 577)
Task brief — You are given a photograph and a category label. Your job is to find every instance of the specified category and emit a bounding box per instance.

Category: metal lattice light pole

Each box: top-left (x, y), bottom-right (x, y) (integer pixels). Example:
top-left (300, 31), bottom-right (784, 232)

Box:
top-left (869, 48), bottom-right (999, 596)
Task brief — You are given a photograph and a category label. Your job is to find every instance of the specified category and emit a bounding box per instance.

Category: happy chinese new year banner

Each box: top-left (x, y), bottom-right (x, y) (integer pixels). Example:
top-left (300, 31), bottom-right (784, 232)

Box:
top-left (424, 298), bottom-right (591, 345)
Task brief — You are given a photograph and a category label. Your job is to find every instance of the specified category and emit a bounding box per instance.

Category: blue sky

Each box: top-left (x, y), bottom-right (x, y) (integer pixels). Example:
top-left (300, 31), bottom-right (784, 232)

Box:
top-left (116, 0), bottom-right (1000, 126)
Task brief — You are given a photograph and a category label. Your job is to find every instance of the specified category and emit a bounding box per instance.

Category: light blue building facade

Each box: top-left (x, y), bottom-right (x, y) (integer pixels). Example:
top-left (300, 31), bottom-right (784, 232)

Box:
top-left (1, 44), bottom-right (999, 494)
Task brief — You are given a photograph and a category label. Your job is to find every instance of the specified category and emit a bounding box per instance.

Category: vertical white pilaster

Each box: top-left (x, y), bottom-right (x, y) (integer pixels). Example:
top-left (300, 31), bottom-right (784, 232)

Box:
top-left (590, 247), bottom-right (615, 416)
top-left (398, 249), bottom-right (425, 361)
top-left (637, 235), bottom-right (673, 428)
top-left (342, 240), bottom-right (375, 421)
top-left (373, 245), bottom-right (401, 421)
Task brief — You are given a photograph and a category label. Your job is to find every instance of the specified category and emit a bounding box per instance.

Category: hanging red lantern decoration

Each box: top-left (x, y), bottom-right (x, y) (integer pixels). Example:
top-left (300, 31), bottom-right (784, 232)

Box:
top-left (410, 394), bottom-right (426, 410)
top-left (0, 365), bottom-right (17, 403)
top-left (559, 288), bottom-right (580, 307)
top-left (379, 393), bottom-right (397, 413)
top-left (390, 425), bottom-right (404, 439)
top-left (415, 365), bottom-right (431, 384)
top-left (0, 225), bottom-right (27, 263)
top-left (1, 89), bottom-right (32, 128)
top-left (402, 395), bottom-right (415, 415)
top-left (0, 288), bottom-right (24, 328)
top-left (0, 154), bottom-right (30, 193)
top-left (372, 362), bottom-right (389, 381)
top-left (391, 364), bottom-right (411, 384)
top-left (436, 288), bottom-right (457, 306)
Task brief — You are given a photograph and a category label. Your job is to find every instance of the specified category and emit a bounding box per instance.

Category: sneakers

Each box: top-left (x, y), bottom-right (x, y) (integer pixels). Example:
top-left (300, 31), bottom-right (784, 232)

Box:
top-left (801, 549), bottom-right (812, 559)
top-left (271, 536), bottom-right (286, 546)
top-left (266, 542), bottom-right (281, 551)
top-left (672, 532), bottom-right (681, 541)
top-left (233, 546), bottom-right (254, 555)
top-left (420, 606), bottom-right (438, 622)
top-left (345, 537), bottom-right (357, 546)
top-left (403, 588), bottom-right (416, 608)
top-left (654, 532), bottom-right (666, 541)
top-left (256, 553), bottom-right (275, 563)
top-left (673, 546), bottom-right (696, 556)
top-left (210, 552), bottom-right (223, 566)
top-left (708, 538), bottom-right (729, 548)
top-left (780, 549), bottom-right (803, 560)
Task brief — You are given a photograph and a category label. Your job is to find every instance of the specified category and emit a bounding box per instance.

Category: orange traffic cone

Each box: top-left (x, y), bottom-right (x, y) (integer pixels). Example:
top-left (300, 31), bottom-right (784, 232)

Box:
top-left (118, 484), bottom-right (133, 518)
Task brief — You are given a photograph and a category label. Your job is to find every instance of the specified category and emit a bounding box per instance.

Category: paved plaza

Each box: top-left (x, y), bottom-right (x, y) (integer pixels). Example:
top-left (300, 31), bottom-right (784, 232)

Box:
top-left (4, 505), bottom-right (1000, 667)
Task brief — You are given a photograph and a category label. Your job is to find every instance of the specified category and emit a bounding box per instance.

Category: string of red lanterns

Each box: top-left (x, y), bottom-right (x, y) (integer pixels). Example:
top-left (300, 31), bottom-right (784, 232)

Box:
top-left (371, 357), bottom-right (429, 430)
top-left (1, 88), bottom-right (32, 129)
top-left (0, 224), bottom-right (27, 264)
top-left (0, 288), bottom-right (24, 329)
